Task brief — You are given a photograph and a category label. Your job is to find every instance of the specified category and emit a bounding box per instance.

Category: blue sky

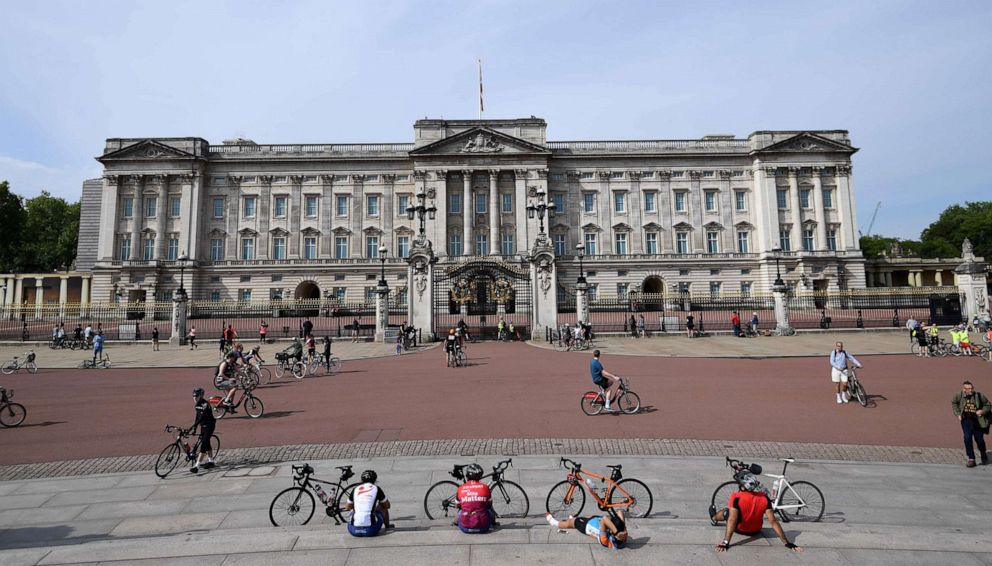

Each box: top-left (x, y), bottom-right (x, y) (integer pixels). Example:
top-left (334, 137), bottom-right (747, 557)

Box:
top-left (1, 0), bottom-right (989, 239)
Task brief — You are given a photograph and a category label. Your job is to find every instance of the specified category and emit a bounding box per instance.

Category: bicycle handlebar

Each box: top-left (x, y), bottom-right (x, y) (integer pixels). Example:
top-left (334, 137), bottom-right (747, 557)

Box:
top-left (164, 425), bottom-right (190, 436)
top-left (292, 464), bottom-right (315, 478)
top-left (560, 457), bottom-right (581, 471)
top-left (492, 458), bottom-right (512, 474)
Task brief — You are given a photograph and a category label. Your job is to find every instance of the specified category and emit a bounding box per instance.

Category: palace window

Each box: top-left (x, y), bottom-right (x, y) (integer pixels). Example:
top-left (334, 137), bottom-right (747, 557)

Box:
top-left (366, 195), bottom-right (379, 217)
top-left (210, 290), bottom-right (221, 302)
top-left (800, 188), bottom-right (811, 209)
top-left (118, 236), bottom-right (131, 260)
top-left (741, 281), bottom-right (752, 296)
top-left (704, 191), bottom-right (717, 212)
top-left (674, 191), bottom-right (687, 213)
top-left (501, 232), bottom-right (514, 255)
top-left (777, 190), bottom-right (788, 210)
top-left (475, 233), bottom-right (489, 255)
top-left (826, 229), bottom-right (838, 251)
top-left (142, 237), bottom-right (154, 260)
top-left (398, 235), bottom-right (410, 258)
top-left (645, 232), bottom-right (658, 254)
top-left (305, 196), bottom-right (318, 217)
top-left (448, 233), bottom-right (462, 256)
top-left (335, 236), bottom-right (348, 259)
top-left (553, 233), bottom-right (566, 256)
top-left (212, 198), bottom-right (224, 219)
top-left (737, 231), bottom-right (749, 253)
top-left (735, 191), bottom-right (746, 212)
top-left (475, 193), bottom-right (487, 214)
top-left (167, 237), bottom-right (179, 260)
top-left (613, 192), bottom-right (625, 213)
top-left (273, 196), bottom-right (287, 217)
top-left (334, 287), bottom-right (346, 301)
top-left (617, 282), bottom-right (628, 297)
top-left (614, 232), bottom-right (628, 255)
top-left (304, 237), bottom-right (317, 259)
top-left (803, 229), bottom-right (815, 251)
top-left (823, 188), bottom-right (834, 208)
top-left (583, 233), bottom-right (597, 256)
top-left (552, 193), bottom-right (565, 213)
top-left (501, 193), bottom-right (513, 214)
top-left (366, 236), bottom-right (379, 258)
top-left (146, 197), bottom-right (157, 218)
top-left (675, 232), bottom-right (689, 254)
top-left (587, 284), bottom-right (598, 301)
top-left (243, 196), bottom-right (256, 218)
top-left (709, 282), bottom-right (721, 297)
top-left (779, 229), bottom-right (791, 251)
top-left (210, 238), bottom-right (224, 261)
top-left (240, 289), bottom-right (252, 302)
top-left (273, 237), bottom-right (286, 260)
top-left (122, 197), bottom-right (134, 218)
top-left (706, 231), bottom-right (719, 253)
top-left (583, 193), bottom-right (595, 213)
top-left (449, 193), bottom-right (462, 214)
top-left (643, 192), bottom-right (656, 213)
top-left (169, 196), bottom-right (181, 217)
top-left (241, 238), bottom-right (255, 260)
top-left (398, 195), bottom-right (409, 216)
top-left (336, 195), bottom-right (348, 217)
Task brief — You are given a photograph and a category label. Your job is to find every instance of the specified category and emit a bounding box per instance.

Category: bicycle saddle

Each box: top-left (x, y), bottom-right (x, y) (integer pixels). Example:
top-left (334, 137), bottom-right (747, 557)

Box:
top-left (606, 464), bottom-right (622, 470)
top-left (336, 465), bottom-right (352, 470)
top-left (779, 458), bottom-right (795, 463)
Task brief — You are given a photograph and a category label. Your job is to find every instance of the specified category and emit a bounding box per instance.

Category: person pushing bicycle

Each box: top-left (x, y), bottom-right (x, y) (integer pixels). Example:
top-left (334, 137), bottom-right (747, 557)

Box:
top-left (709, 470), bottom-right (801, 553)
top-left (189, 388), bottom-right (217, 473)
top-left (545, 508), bottom-right (628, 549)
top-left (829, 341), bottom-right (862, 404)
top-left (590, 350), bottom-right (620, 412)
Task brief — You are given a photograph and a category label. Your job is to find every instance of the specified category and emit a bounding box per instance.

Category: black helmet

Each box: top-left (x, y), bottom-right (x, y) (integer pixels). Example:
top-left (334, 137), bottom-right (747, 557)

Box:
top-left (735, 471), bottom-right (762, 492)
top-left (361, 470), bottom-right (377, 483)
top-left (465, 463), bottom-right (484, 481)
top-left (192, 387), bottom-right (205, 397)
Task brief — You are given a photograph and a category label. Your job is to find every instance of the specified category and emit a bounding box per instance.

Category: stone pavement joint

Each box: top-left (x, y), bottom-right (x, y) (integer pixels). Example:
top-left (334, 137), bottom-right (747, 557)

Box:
top-left (0, 437), bottom-right (964, 481)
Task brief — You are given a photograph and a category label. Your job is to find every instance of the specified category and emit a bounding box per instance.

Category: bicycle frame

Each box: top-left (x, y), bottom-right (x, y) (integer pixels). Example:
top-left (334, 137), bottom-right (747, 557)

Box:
top-left (559, 458), bottom-right (633, 511)
top-left (292, 464), bottom-right (355, 524)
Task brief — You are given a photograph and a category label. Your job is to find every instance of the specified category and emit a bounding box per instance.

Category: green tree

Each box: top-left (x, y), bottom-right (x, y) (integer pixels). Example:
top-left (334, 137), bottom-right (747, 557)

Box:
top-left (919, 202), bottom-right (992, 259)
top-left (0, 181), bottom-right (26, 272)
top-left (859, 235), bottom-right (922, 258)
top-left (20, 191), bottom-right (80, 272)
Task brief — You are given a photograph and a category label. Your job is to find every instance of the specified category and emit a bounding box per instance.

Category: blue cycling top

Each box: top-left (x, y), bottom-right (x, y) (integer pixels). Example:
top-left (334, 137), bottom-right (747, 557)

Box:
top-left (590, 358), bottom-right (604, 382)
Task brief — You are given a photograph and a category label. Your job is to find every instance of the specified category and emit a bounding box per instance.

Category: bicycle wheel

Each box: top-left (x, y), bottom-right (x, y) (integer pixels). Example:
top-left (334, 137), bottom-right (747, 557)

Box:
top-left (245, 395), bottom-right (264, 418)
top-left (491, 480), bottom-right (529, 518)
top-left (154, 443), bottom-right (182, 478)
top-left (852, 380), bottom-right (868, 407)
top-left (0, 402), bottom-right (27, 427)
top-left (308, 361), bottom-right (325, 377)
top-left (580, 392), bottom-right (605, 416)
top-left (608, 478), bottom-right (653, 518)
top-left (709, 481), bottom-right (738, 516)
top-left (242, 368), bottom-right (260, 389)
top-left (25, 362), bottom-right (38, 374)
top-left (327, 357), bottom-right (342, 374)
top-left (332, 482), bottom-right (361, 524)
top-left (424, 480), bottom-right (460, 520)
top-left (102, 358), bottom-right (111, 369)
top-left (78, 360), bottom-right (90, 369)
top-left (456, 351), bottom-right (466, 367)
top-left (911, 343), bottom-right (922, 356)
top-left (777, 480), bottom-right (825, 523)
top-left (209, 434), bottom-right (221, 460)
top-left (211, 399), bottom-right (227, 420)
top-left (1, 362), bottom-right (15, 375)
top-left (545, 480), bottom-right (585, 517)
top-left (269, 487), bottom-right (315, 526)
top-left (617, 391), bottom-right (641, 414)
top-left (292, 362), bottom-right (306, 379)
top-left (274, 363), bottom-right (286, 378)
top-left (259, 366), bottom-right (273, 384)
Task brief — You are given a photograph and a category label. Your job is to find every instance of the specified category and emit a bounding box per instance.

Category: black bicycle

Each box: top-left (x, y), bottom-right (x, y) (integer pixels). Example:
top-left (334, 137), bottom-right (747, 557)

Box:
top-left (423, 458), bottom-right (529, 520)
top-left (269, 464), bottom-right (359, 526)
top-left (154, 425), bottom-right (221, 478)
top-left (0, 387), bottom-right (27, 428)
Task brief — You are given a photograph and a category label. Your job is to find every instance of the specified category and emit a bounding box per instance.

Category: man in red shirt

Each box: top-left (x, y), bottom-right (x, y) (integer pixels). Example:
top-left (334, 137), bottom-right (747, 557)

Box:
top-left (730, 311), bottom-right (742, 337)
top-left (456, 464), bottom-right (495, 533)
top-left (709, 472), bottom-right (801, 553)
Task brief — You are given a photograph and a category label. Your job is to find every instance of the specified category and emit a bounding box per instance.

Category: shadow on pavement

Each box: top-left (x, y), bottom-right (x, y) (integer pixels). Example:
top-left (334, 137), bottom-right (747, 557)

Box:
top-left (262, 411), bottom-right (301, 419)
top-left (10, 420), bottom-right (65, 429)
top-left (0, 525), bottom-right (106, 550)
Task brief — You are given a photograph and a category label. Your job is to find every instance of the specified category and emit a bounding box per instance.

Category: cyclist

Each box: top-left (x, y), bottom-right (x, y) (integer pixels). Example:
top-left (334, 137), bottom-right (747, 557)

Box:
top-left (915, 321), bottom-right (931, 357)
top-left (344, 470), bottom-right (393, 536)
top-left (709, 470), bottom-right (802, 553)
top-left (959, 327), bottom-right (974, 356)
top-left (73, 324), bottom-right (83, 344)
top-left (215, 351), bottom-right (241, 412)
top-left (281, 337), bottom-right (303, 364)
top-left (590, 350), bottom-right (620, 412)
top-left (305, 334), bottom-right (316, 363)
top-left (444, 329), bottom-right (459, 366)
top-left (456, 318), bottom-right (471, 343)
top-left (829, 341), bottom-right (862, 404)
top-left (244, 345), bottom-right (264, 368)
top-left (322, 336), bottom-right (333, 370)
top-left (92, 331), bottom-right (105, 363)
top-left (84, 323), bottom-right (93, 348)
top-left (189, 387), bottom-right (216, 473)
top-left (926, 321), bottom-right (940, 349)
top-left (456, 463), bottom-right (495, 533)
top-left (545, 508), bottom-right (628, 549)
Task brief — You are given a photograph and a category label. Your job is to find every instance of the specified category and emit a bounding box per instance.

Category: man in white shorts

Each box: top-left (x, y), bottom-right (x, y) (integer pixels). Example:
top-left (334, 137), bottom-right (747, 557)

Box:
top-left (829, 341), bottom-right (862, 404)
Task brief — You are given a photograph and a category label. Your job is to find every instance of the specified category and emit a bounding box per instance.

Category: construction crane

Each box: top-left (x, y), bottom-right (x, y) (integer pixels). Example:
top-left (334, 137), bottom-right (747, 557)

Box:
top-left (859, 201), bottom-right (881, 237)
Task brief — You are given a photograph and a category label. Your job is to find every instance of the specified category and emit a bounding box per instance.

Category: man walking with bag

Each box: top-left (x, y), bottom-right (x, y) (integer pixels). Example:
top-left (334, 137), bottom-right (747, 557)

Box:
top-left (951, 381), bottom-right (990, 467)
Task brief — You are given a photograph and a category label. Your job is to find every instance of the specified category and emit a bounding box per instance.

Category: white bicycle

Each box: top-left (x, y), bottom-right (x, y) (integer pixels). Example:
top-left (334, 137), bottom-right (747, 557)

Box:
top-left (711, 457), bottom-right (825, 522)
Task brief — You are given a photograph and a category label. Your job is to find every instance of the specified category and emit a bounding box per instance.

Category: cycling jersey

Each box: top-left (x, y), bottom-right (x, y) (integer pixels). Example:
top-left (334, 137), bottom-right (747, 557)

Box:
top-left (193, 398), bottom-right (216, 429)
top-left (349, 483), bottom-right (387, 527)
top-left (456, 480), bottom-right (492, 533)
top-left (444, 336), bottom-right (458, 352)
top-left (727, 490), bottom-right (770, 535)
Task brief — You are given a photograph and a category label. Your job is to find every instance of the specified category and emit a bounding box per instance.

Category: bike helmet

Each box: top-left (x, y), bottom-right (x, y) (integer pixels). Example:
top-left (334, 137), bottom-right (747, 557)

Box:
top-left (192, 387), bottom-right (205, 397)
top-left (361, 469), bottom-right (377, 483)
top-left (735, 471), bottom-right (762, 492)
top-left (464, 463), bottom-right (484, 481)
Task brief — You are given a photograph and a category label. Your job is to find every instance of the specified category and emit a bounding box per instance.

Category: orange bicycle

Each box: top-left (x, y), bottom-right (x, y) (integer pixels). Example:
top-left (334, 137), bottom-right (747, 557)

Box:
top-left (545, 457), bottom-right (653, 518)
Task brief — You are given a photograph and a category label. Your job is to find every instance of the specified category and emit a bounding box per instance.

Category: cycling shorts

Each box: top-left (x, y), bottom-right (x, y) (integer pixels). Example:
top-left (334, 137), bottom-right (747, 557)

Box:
top-left (199, 424), bottom-right (215, 451)
top-left (348, 511), bottom-right (383, 537)
top-left (216, 378), bottom-right (237, 390)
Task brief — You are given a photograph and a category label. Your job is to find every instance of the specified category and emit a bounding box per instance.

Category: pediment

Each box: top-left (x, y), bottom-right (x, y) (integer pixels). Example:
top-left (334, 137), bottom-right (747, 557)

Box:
top-left (332, 227), bottom-right (352, 236)
top-left (642, 222), bottom-right (664, 231)
top-left (549, 222), bottom-right (570, 233)
top-left (581, 223), bottom-right (603, 233)
top-left (734, 221), bottom-right (755, 230)
top-left (301, 226), bottom-right (321, 235)
top-left (753, 133), bottom-right (858, 155)
top-left (409, 127), bottom-right (551, 156)
top-left (394, 226), bottom-right (415, 235)
top-left (612, 222), bottom-right (633, 232)
top-left (269, 227), bottom-right (289, 236)
top-left (98, 140), bottom-right (197, 162)
top-left (703, 221), bottom-right (725, 231)
top-left (362, 226), bottom-right (384, 235)
top-left (672, 221), bottom-right (694, 231)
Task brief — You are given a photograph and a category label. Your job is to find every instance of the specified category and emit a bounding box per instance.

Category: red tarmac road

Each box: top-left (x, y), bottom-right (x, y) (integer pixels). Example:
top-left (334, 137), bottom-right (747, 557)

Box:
top-left (0, 343), bottom-right (978, 466)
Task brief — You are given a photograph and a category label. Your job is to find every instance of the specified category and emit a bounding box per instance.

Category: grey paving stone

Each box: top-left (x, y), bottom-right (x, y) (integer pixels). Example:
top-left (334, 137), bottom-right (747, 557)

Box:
top-left (96, 558), bottom-right (224, 566)
top-left (0, 519), bottom-right (120, 550)
top-left (37, 531), bottom-right (297, 564)
top-left (0, 493), bottom-right (54, 511)
top-left (147, 478), bottom-right (252, 500)
top-left (0, 505), bottom-right (87, 527)
top-left (109, 512), bottom-right (228, 537)
top-left (0, 547), bottom-right (55, 566)
top-left (216, 510), bottom-right (276, 530)
top-left (592, 544), bottom-right (724, 565)
top-left (838, 549), bottom-right (985, 565)
top-left (469, 542), bottom-right (595, 565)
top-left (77, 500), bottom-right (188, 521)
top-left (182, 493), bottom-right (274, 513)
top-left (45, 486), bottom-right (155, 507)
top-left (343, 545), bottom-right (468, 566)
top-left (13, 476), bottom-right (123, 495)
top-left (221, 549), bottom-right (350, 565)
top-left (0, 482), bottom-right (26, 496)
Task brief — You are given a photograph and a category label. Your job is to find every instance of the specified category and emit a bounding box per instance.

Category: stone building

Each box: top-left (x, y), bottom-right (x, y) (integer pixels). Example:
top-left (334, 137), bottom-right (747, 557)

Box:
top-left (76, 117), bottom-right (865, 305)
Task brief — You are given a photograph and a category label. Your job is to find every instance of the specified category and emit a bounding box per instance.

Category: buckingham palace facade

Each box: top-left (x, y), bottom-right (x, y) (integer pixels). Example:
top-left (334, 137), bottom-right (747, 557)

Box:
top-left (75, 117), bottom-right (865, 305)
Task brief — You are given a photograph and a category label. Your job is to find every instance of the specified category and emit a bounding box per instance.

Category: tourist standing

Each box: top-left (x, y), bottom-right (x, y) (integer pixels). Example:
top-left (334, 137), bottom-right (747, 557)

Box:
top-left (951, 381), bottom-right (990, 467)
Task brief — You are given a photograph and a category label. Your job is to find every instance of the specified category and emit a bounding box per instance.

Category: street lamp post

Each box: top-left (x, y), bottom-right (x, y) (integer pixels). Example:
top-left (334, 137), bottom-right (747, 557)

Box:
top-left (576, 243), bottom-right (586, 284)
top-left (177, 252), bottom-right (190, 297)
top-left (378, 245), bottom-right (388, 287)
top-left (771, 247), bottom-right (785, 288)
top-left (526, 187), bottom-right (556, 236)
top-left (406, 189), bottom-right (437, 241)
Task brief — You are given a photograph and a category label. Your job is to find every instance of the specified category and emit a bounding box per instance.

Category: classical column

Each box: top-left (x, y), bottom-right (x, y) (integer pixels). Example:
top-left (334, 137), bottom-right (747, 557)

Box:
top-left (321, 175), bottom-right (335, 258)
top-left (787, 168), bottom-right (802, 249)
top-left (811, 167), bottom-right (827, 250)
top-left (80, 276), bottom-right (91, 317)
top-left (3, 277), bottom-right (13, 305)
top-left (884, 271), bottom-right (892, 287)
top-left (350, 175), bottom-right (364, 258)
top-left (834, 165), bottom-right (855, 249)
top-left (432, 171), bottom-right (446, 252)
top-left (226, 176), bottom-right (242, 259)
top-left (97, 175), bottom-right (120, 262)
top-left (628, 171), bottom-right (643, 253)
top-left (257, 176), bottom-right (272, 260)
top-left (688, 171), bottom-right (704, 251)
top-left (752, 166), bottom-right (779, 253)
top-left (658, 171), bottom-right (674, 252)
top-left (866, 270), bottom-right (875, 287)
top-left (13, 277), bottom-right (24, 305)
top-left (58, 276), bottom-right (68, 317)
top-left (514, 170), bottom-right (529, 254)
top-left (129, 175), bottom-right (144, 260)
top-left (34, 278), bottom-right (44, 320)
top-left (289, 176), bottom-right (303, 257)
top-left (935, 270), bottom-right (944, 286)
top-left (489, 170), bottom-right (499, 255)
top-left (154, 176), bottom-right (168, 258)
top-left (462, 170), bottom-right (473, 256)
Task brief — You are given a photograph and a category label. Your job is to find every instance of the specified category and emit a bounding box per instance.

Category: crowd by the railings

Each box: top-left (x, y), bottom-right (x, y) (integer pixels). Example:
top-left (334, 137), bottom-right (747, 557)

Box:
top-left (905, 314), bottom-right (992, 361)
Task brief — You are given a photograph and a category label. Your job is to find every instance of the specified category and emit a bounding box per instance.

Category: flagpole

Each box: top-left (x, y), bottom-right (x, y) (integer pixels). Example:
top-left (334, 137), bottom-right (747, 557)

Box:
top-left (478, 59), bottom-right (483, 120)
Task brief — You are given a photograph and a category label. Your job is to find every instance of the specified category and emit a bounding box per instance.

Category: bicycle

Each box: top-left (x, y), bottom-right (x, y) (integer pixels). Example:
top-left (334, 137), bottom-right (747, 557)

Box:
top-left (305, 353), bottom-right (342, 376)
top-left (580, 376), bottom-right (641, 415)
top-left (711, 457), bottom-right (824, 523)
top-left (269, 463), bottom-right (360, 526)
top-left (154, 424), bottom-right (221, 478)
top-left (446, 348), bottom-right (466, 368)
top-left (208, 383), bottom-right (264, 419)
top-left (0, 387), bottom-right (27, 428)
top-left (846, 368), bottom-right (869, 407)
top-left (78, 355), bottom-right (112, 369)
top-left (424, 458), bottom-right (529, 520)
top-left (2, 351), bottom-right (38, 375)
top-left (546, 457), bottom-right (653, 518)
top-left (274, 353), bottom-right (306, 379)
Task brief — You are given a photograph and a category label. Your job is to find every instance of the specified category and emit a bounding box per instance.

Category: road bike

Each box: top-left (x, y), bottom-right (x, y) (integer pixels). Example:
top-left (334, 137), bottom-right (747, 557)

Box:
top-left (78, 355), bottom-right (112, 369)
top-left (580, 376), bottom-right (641, 415)
top-left (306, 353), bottom-right (342, 376)
top-left (424, 458), bottom-right (529, 520)
top-left (546, 457), bottom-right (653, 518)
top-left (555, 333), bottom-right (590, 352)
top-left (711, 457), bottom-right (824, 523)
top-left (269, 463), bottom-right (360, 526)
top-left (209, 383), bottom-right (264, 419)
top-left (446, 348), bottom-right (467, 368)
top-left (154, 424), bottom-right (221, 478)
top-left (845, 368), bottom-right (869, 407)
top-left (274, 353), bottom-right (306, 379)
top-left (2, 351), bottom-right (38, 375)
top-left (0, 387), bottom-right (27, 428)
